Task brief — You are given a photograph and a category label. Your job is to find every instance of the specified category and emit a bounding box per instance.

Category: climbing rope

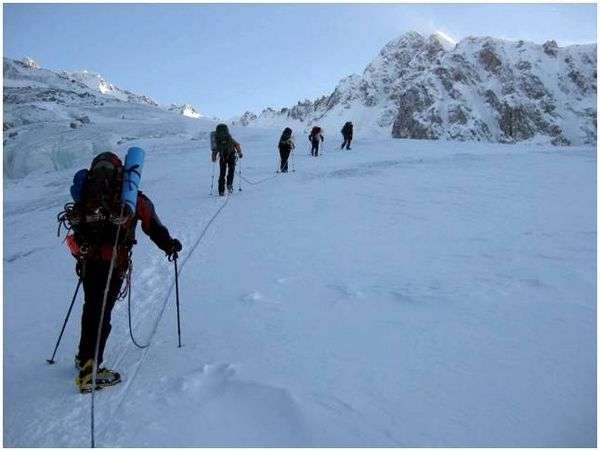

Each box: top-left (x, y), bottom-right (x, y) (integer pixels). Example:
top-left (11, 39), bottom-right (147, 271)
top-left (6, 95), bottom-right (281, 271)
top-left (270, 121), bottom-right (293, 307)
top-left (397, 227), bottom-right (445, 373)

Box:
top-left (125, 159), bottom-right (284, 351)
top-left (122, 194), bottom-right (231, 355)
top-left (91, 204), bottom-right (126, 448)
top-left (126, 264), bottom-right (149, 350)
top-left (239, 172), bottom-right (278, 185)
top-left (99, 159), bottom-right (284, 445)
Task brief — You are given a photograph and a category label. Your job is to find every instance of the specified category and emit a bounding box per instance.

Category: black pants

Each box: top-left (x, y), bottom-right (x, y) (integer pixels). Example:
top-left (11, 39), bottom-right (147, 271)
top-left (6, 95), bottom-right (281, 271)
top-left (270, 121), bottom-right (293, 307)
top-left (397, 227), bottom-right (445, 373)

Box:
top-left (77, 260), bottom-right (124, 366)
top-left (341, 137), bottom-right (352, 150)
top-left (219, 154), bottom-right (236, 194)
top-left (311, 140), bottom-right (320, 156)
top-left (279, 146), bottom-right (291, 172)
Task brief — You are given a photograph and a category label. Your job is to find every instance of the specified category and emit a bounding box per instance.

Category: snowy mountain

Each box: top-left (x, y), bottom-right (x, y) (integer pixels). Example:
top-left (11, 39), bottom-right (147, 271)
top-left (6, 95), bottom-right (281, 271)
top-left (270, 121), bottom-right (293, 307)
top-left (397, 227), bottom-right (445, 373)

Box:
top-left (3, 57), bottom-right (213, 178)
top-left (168, 103), bottom-right (203, 119)
top-left (234, 32), bottom-right (597, 146)
top-left (62, 69), bottom-right (158, 106)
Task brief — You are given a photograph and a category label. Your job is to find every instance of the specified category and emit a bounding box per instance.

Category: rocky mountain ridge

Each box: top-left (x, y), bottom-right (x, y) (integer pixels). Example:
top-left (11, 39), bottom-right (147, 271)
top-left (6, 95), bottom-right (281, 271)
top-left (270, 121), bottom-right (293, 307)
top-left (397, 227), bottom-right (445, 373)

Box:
top-left (234, 32), bottom-right (596, 146)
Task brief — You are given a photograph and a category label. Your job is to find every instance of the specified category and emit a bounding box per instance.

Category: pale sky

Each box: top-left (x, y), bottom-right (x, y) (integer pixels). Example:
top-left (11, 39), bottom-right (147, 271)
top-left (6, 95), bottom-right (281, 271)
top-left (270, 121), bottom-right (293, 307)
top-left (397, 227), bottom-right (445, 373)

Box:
top-left (4, 3), bottom-right (597, 118)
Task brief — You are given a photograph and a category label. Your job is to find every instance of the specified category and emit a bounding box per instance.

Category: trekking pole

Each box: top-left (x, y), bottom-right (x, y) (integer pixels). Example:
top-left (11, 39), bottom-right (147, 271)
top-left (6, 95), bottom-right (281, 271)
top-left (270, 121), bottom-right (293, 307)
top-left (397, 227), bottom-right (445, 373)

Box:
top-left (169, 252), bottom-right (182, 348)
top-left (292, 150), bottom-right (296, 172)
top-left (46, 278), bottom-right (82, 364)
top-left (209, 160), bottom-right (216, 195)
top-left (238, 156), bottom-right (243, 192)
top-left (277, 152), bottom-right (281, 173)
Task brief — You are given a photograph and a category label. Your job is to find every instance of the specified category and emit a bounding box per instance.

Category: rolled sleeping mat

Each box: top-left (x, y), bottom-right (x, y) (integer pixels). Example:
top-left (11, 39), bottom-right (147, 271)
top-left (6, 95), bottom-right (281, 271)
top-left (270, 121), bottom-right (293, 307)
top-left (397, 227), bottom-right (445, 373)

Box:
top-left (70, 168), bottom-right (89, 202)
top-left (121, 146), bottom-right (145, 216)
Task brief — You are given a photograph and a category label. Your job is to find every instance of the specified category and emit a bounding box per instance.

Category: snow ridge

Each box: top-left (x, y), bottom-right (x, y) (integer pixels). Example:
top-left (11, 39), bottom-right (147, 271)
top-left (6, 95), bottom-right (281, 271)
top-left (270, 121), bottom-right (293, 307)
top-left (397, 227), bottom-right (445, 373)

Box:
top-left (168, 103), bottom-right (203, 119)
top-left (61, 69), bottom-right (158, 106)
top-left (3, 57), bottom-right (213, 178)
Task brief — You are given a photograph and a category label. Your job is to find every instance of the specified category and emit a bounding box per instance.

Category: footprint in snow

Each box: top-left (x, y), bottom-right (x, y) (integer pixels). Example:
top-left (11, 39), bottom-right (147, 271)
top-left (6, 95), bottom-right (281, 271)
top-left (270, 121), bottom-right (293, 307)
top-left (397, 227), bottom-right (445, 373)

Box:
top-left (179, 362), bottom-right (237, 396)
top-left (172, 363), bottom-right (312, 446)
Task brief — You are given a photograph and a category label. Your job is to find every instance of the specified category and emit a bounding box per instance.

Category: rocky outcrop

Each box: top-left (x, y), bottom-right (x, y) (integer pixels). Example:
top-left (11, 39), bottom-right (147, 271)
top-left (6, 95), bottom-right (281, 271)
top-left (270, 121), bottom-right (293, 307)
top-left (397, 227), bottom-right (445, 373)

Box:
top-left (392, 86), bottom-right (438, 139)
top-left (392, 36), bottom-right (595, 145)
top-left (543, 40), bottom-right (559, 57)
top-left (479, 47), bottom-right (503, 73)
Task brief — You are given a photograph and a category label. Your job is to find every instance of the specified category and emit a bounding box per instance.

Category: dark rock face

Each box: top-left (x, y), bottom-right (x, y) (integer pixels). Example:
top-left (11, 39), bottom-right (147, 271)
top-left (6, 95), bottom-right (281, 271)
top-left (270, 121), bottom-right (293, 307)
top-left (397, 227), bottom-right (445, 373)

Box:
top-left (392, 86), bottom-right (437, 139)
top-left (389, 35), bottom-right (595, 145)
top-left (520, 74), bottom-right (549, 100)
top-left (516, 60), bottom-right (532, 71)
top-left (234, 111), bottom-right (257, 126)
top-left (543, 40), bottom-right (559, 57)
top-left (449, 105), bottom-right (467, 125)
top-left (569, 70), bottom-right (588, 92)
top-left (479, 47), bottom-right (502, 73)
top-left (498, 104), bottom-right (536, 140)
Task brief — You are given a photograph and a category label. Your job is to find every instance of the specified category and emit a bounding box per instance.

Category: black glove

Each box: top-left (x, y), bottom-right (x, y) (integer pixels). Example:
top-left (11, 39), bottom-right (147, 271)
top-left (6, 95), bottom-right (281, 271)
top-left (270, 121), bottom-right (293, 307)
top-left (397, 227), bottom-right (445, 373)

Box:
top-left (167, 238), bottom-right (182, 256)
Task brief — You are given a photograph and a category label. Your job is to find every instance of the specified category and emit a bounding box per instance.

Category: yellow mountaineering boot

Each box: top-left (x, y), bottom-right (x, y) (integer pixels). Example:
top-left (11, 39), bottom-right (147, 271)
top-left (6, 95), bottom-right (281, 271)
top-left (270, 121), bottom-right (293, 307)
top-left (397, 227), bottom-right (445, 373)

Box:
top-left (75, 359), bottom-right (121, 393)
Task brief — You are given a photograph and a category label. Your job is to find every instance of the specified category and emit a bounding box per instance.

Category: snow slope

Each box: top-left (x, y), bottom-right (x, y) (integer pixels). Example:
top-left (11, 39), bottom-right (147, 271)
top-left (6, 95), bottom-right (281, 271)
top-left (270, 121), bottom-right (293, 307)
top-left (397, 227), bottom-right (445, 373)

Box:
top-left (3, 58), bottom-right (212, 179)
top-left (234, 32), bottom-right (596, 146)
top-left (4, 126), bottom-right (596, 446)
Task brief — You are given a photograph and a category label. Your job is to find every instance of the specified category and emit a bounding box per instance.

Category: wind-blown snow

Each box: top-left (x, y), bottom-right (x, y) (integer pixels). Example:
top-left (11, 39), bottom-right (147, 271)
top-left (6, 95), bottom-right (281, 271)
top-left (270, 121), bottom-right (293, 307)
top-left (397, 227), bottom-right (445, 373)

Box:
top-left (4, 124), bottom-right (596, 446)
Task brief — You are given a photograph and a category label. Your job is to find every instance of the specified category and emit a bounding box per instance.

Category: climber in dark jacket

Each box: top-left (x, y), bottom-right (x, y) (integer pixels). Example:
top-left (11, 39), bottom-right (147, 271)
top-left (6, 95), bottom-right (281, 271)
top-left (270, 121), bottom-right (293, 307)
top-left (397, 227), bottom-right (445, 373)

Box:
top-left (278, 127), bottom-right (295, 172)
top-left (341, 121), bottom-right (353, 150)
top-left (211, 124), bottom-right (243, 195)
top-left (309, 126), bottom-right (324, 157)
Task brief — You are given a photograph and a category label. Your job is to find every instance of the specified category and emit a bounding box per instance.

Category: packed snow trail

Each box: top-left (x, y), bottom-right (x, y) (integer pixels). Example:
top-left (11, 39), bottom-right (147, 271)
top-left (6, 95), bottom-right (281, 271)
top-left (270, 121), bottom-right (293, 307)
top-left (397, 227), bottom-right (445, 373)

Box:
top-left (4, 130), bottom-right (596, 446)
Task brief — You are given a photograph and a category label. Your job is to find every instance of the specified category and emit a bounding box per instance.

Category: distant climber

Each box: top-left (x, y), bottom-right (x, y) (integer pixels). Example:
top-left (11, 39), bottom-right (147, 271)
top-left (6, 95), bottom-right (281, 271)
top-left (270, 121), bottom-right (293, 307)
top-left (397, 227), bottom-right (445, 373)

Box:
top-left (309, 126), bottom-right (324, 157)
top-left (340, 121), bottom-right (353, 150)
top-left (211, 124), bottom-right (243, 196)
top-left (278, 127), bottom-right (295, 172)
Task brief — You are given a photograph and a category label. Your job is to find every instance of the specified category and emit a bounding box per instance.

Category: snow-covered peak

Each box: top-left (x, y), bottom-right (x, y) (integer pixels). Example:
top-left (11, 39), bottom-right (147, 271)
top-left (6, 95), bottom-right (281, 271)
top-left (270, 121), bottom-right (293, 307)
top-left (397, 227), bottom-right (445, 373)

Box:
top-left (64, 69), bottom-right (126, 99)
top-left (432, 31), bottom-right (457, 51)
top-left (58, 69), bottom-right (159, 107)
top-left (168, 103), bottom-right (203, 119)
top-left (20, 57), bottom-right (40, 70)
top-left (383, 31), bottom-right (427, 50)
